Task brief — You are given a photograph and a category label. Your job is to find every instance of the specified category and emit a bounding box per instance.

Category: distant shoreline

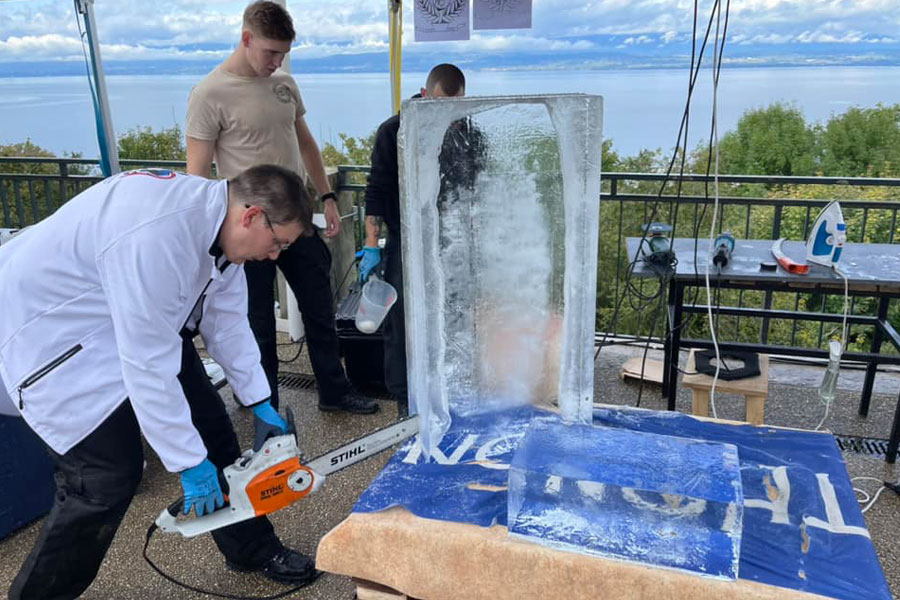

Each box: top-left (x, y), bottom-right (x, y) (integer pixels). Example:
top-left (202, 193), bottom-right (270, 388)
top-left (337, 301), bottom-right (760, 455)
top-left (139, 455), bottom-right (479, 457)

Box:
top-left (1, 59), bottom-right (899, 79)
top-left (4, 65), bottom-right (897, 159)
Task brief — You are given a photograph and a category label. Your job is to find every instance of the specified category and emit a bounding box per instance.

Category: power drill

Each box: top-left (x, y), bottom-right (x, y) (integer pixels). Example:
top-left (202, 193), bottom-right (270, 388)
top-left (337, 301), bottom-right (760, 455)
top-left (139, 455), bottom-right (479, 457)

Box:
top-left (712, 231), bottom-right (735, 270)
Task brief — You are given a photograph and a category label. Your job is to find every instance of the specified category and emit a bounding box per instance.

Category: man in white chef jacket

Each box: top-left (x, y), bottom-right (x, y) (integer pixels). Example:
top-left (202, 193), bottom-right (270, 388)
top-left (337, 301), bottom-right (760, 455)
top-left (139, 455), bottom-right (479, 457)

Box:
top-left (0, 165), bottom-right (319, 599)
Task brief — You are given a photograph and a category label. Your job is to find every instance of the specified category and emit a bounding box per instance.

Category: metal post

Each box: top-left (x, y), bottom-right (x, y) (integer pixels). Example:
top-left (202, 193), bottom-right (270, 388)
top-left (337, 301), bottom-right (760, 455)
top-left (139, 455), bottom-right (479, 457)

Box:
top-left (860, 295), bottom-right (889, 416)
top-left (75, 0), bottom-right (120, 176)
top-left (389, 0), bottom-right (403, 114)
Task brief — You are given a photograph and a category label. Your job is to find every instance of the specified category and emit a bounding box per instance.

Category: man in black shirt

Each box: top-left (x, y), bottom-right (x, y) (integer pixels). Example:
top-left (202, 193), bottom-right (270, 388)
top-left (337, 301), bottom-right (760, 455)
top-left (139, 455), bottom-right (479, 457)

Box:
top-left (360, 64), bottom-right (468, 408)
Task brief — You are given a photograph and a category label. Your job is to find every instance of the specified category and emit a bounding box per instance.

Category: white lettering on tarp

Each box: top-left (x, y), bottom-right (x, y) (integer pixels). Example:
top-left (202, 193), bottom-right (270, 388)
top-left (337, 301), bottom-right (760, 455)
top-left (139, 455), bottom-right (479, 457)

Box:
top-left (400, 437), bottom-right (869, 540)
top-left (402, 434), bottom-right (477, 465)
top-left (722, 502), bottom-right (740, 532)
top-left (744, 465), bottom-right (791, 525)
top-left (577, 480), bottom-right (605, 502)
top-left (473, 434), bottom-right (525, 470)
top-left (803, 473), bottom-right (870, 539)
top-left (622, 488), bottom-right (707, 516)
top-left (545, 475), bottom-right (562, 495)
top-left (400, 433), bottom-right (526, 470)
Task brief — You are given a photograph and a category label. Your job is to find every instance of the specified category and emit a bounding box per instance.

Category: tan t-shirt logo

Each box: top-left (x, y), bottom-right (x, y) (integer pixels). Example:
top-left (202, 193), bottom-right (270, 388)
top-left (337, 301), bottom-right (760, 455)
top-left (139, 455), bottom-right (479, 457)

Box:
top-left (273, 83), bottom-right (295, 104)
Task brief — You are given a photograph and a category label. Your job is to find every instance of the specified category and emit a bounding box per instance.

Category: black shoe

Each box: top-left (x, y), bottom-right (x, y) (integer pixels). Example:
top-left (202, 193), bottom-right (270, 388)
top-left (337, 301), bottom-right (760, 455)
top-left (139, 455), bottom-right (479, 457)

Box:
top-left (318, 392), bottom-right (379, 414)
top-left (227, 547), bottom-right (319, 585)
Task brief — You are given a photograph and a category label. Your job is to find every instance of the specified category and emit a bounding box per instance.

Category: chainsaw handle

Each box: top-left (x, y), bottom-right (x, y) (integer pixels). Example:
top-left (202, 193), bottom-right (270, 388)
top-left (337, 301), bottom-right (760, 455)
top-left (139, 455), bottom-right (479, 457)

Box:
top-left (166, 469), bottom-right (230, 517)
top-left (285, 405), bottom-right (296, 438)
top-left (166, 498), bottom-right (183, 517)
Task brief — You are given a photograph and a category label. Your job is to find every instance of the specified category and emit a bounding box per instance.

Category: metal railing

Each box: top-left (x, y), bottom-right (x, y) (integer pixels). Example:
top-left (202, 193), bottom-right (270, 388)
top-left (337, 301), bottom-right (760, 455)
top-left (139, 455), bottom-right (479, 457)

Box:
top-left (4, 157), bottom-right (900, 350)
top-left (0, 157), bottom-right (185, 228)
top-left (338, 166), bottom-right (900, 352)
top-left (597, 172), bottom-right (900, 352)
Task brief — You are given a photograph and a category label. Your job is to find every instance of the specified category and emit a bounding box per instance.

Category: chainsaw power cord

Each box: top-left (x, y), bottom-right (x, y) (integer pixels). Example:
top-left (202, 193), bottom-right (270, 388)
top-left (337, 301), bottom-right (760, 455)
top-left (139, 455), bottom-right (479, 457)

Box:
top-left (143, 520), bottom-right (321, 599)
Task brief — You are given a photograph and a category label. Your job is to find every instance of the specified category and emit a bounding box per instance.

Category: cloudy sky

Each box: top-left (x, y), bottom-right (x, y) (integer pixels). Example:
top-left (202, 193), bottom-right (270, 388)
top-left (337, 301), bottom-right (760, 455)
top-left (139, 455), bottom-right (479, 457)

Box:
top-left (0, 0), bottom-right (898, 71)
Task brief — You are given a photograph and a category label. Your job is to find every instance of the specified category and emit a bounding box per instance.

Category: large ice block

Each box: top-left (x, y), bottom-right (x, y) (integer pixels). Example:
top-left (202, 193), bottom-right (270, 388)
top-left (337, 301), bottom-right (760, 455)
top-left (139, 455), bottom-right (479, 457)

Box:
top-left (399, 94), bottom-right (603, 457)
top-left (508, 418), bottom-right (744, 579)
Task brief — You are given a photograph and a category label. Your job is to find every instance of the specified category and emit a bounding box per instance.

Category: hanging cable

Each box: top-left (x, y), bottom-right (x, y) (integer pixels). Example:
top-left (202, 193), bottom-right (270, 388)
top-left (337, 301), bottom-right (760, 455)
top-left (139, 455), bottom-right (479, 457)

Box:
top-left (596, 0), bottom-right (715, 363)
top-left (815, 268), bottom-right (850, 430)
top-left (597, 1), bottom-right (733, 416)
top-left (704, 0), bottom-right (725, 417)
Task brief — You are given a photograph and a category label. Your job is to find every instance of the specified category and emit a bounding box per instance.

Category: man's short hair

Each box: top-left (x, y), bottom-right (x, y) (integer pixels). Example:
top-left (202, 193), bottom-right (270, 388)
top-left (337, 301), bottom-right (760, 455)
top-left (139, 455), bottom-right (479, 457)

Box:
top-left (426, 64), bottom-right (465, 97)
top-left (243, 1), bottom-right (295, 41)
top-left (228, 165), bottom-right (312, 232)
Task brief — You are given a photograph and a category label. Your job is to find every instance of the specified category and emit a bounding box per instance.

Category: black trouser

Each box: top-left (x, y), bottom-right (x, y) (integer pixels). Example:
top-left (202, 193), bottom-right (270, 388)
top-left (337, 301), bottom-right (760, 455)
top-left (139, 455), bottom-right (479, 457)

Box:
top-left (8, 336), bottom-right (281, 600)
top-left (382, 237), bottom-right (407, 405)
top-left (245, 230), bottom-right (349, 410)
top-left (175, 334), bottom-right (281, 564)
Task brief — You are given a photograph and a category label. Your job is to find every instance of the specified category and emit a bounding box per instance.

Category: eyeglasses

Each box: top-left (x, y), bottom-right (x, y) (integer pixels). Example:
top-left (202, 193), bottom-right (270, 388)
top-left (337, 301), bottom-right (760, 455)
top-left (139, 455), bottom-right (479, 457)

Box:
top-left (261, 211), bottom-right (293, 252)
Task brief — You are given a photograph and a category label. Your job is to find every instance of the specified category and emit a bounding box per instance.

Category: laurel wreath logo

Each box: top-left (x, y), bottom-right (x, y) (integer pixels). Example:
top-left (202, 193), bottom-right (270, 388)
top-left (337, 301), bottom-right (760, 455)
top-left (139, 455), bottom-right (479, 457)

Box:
top-left (417, 0), bottom-right (467, 25)
top-left (485, 0), bottom-right (521, 11)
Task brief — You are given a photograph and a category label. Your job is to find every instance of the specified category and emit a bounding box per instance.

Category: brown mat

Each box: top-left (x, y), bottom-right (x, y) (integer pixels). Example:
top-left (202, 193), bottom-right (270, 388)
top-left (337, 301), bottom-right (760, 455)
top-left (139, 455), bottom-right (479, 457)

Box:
top-left (317, 507), bottom-right (828, 600)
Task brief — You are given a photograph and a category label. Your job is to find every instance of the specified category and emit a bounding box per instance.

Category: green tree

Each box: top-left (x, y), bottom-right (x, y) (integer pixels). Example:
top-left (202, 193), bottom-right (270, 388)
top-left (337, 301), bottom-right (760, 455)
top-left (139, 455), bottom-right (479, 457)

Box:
top-left (0, 139), bottom-right (57, 171)
top-left (0, 140), bottom-right (93, 227)
top-left (321, 132), bottom-right (376, 186)
top-left (321, 132), bottom-right (375, 167)
top-left (618, 147), bottom-right (665, 174)
top-left (820, 104), bottom-right (900, 177)
top-left (117, 125), bottom-right (186, 161)
top-left (717, 103), bottom-right (817, 176)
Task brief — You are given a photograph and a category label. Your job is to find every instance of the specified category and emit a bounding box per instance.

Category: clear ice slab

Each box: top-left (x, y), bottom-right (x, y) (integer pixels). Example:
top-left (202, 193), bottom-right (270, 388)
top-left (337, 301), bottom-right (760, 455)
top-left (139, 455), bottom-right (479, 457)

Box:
top-left (508, 418), bottom-right (744, 579)
top-left (399, 94), bottom-right (603, 457)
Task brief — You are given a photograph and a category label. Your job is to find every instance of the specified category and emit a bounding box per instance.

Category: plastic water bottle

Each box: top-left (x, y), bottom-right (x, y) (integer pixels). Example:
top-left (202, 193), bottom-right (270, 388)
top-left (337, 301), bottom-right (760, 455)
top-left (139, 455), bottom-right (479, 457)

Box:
top-left (818, 340), bottom-right (841, 404)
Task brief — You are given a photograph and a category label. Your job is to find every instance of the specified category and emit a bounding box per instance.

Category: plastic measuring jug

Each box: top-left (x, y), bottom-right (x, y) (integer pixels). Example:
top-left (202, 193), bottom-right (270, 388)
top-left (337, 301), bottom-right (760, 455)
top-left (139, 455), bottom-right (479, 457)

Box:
top-left (355, 275), bottom-right (398, 334)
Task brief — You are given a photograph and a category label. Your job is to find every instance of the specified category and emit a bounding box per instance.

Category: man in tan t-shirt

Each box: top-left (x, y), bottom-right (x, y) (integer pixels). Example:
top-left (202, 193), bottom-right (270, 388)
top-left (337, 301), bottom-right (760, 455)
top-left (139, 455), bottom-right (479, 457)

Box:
top-left (186, 0), bottom-right (377, 420)
top-left (182, 0), bottom-right (377, 587)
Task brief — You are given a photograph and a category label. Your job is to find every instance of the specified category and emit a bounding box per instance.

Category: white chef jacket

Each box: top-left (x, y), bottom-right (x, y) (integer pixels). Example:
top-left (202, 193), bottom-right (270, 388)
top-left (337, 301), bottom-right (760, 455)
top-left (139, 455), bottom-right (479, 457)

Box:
top-left (0, 170), bottom-right (270, 472)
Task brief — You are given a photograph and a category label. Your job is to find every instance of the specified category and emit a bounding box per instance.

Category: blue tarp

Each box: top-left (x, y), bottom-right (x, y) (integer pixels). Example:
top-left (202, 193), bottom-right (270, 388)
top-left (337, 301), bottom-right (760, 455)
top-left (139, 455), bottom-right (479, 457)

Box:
top-left (355, 405), bottom-right (892, 600)
top-left (508, 418), bottom-right (744, 579)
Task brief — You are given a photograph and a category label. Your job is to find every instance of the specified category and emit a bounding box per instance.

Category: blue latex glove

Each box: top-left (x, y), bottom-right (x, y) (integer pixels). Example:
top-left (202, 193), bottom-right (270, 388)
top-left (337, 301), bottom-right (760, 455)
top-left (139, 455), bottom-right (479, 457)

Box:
top-left (252, 399), bottom-right (287, 451)
top-left (357, 246), bottom-right (382, 283)
top-left (180, 458), bottom-right (224, 517)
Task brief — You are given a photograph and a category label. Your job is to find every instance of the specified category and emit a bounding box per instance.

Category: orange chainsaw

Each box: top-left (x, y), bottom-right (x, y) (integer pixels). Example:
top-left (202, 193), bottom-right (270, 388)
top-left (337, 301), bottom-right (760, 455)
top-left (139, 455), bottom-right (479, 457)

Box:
top-left (155, 407), bottom-right (418, 537)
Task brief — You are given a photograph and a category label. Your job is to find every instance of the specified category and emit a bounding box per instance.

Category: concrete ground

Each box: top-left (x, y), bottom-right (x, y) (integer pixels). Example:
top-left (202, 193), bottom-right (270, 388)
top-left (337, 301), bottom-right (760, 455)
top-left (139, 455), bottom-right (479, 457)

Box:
top-left (1, 339), bottom-right (899, 599)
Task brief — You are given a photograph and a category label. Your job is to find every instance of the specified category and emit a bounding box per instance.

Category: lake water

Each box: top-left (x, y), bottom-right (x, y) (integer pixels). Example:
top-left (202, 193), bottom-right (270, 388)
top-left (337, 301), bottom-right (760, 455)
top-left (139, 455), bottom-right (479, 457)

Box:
top-left (1, 67), bottom-right (898, 159)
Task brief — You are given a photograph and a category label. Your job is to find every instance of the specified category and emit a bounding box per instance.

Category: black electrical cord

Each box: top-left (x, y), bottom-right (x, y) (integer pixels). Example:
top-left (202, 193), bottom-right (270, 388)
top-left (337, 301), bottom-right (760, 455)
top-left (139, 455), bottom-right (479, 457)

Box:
top-left (276, 340), bottom-right (305, 365)
top-left (143, 523), bottom-right (321, 599)
top-left (684, 0), bottom-right (732, 347)
top-left (598, 1), bottom-right (734, 412)
top-left (666, 0), bottom-right (701, 245)
top-left (276, 254), bottom-right (360, 365)
top-left (599, 0), bottom-right (708, 344)
top-left (663, 0), bottom-right (732, 357)
top-left (635, 288), bottom-right (668, 408)
top-left (596, 0), bottom-right (727, 365)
